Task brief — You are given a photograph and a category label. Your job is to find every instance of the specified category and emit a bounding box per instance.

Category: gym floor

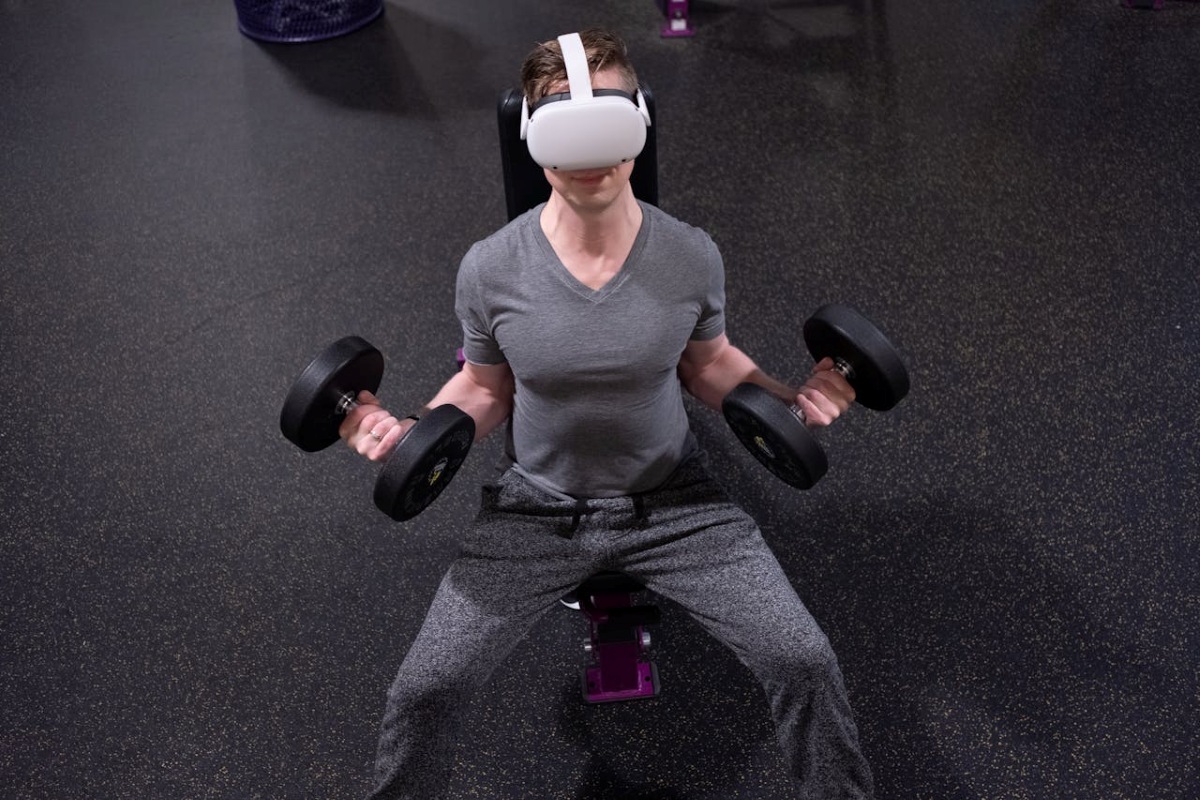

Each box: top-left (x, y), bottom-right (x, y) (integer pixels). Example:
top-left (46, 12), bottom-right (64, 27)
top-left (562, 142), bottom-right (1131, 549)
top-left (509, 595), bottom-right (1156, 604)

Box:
top-left (2, 1), bottom-right (1197, 798)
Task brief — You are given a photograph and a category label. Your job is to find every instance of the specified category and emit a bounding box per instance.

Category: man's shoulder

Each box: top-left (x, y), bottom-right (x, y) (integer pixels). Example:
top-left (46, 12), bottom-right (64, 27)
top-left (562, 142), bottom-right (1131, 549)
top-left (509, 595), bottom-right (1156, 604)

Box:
top-left (641, 201), bottom-right (717, 253)
top-left (461, 205), bottom-right (543, 268)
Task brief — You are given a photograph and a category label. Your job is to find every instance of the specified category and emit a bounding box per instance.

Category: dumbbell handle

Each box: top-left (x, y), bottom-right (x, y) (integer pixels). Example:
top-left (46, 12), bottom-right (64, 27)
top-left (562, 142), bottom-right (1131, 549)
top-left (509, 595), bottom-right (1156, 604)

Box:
top-left (786, 357), bottom-right (855, 422)
top-left (335, 391), bottom-right (360, 416)
top-left (830, 357), bottom-right (855, 380)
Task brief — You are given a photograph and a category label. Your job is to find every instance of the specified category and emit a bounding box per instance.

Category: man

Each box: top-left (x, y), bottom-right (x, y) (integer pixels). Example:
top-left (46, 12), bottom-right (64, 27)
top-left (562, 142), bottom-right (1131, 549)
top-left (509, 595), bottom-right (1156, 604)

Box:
top-left (341, 28), bottom-right (874, 800)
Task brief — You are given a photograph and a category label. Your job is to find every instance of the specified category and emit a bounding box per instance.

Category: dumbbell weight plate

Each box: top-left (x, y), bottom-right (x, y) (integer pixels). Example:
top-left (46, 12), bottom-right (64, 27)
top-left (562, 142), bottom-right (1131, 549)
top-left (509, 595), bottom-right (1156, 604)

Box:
top-left (281, 336), bottom-right (384, 453)
top-left (803, 304), bottom-right (909, 412)
top-left (722, 383), bottom-right (828, 490)
top-left (374, 405), bottom-right (476, 521)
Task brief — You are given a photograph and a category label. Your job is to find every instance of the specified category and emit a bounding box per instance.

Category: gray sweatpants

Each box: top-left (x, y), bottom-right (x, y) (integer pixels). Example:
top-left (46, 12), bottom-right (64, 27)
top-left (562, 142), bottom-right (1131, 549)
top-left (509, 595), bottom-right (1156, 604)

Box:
top-left (367, 455), bottom-right (874, 799)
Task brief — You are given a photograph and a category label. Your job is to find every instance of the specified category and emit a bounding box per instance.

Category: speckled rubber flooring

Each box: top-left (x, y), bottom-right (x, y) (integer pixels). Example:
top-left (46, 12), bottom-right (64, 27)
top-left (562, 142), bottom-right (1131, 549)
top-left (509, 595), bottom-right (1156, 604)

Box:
top-left (2, 1), bottom-right (1197, 798)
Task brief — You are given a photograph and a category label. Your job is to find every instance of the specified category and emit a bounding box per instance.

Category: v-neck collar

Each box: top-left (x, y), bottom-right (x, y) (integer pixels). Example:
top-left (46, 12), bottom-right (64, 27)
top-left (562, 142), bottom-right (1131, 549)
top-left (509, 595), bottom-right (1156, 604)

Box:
top-left (533, 201), bottom-right (651, 303)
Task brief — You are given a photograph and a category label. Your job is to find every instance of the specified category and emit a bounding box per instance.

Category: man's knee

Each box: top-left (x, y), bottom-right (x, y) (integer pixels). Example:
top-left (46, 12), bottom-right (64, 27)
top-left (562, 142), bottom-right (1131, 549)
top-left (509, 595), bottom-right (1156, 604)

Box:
top-left (385, 653), bottom-right (481, 717)
top-left (754, 626), bottom-right (840, 684)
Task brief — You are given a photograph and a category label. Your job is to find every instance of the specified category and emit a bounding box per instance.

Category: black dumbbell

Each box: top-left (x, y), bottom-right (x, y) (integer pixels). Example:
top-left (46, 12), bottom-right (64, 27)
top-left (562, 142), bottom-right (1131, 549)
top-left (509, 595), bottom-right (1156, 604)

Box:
top-left (721, 304), bottom-right (909, 489)
top-left (279, 336), bottom-right (475, 521)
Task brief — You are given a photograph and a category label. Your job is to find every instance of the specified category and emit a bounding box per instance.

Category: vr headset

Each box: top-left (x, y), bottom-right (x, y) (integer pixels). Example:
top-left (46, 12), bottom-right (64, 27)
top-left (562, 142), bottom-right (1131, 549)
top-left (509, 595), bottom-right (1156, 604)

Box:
top-left (520, 32), bottom-right (652, 171)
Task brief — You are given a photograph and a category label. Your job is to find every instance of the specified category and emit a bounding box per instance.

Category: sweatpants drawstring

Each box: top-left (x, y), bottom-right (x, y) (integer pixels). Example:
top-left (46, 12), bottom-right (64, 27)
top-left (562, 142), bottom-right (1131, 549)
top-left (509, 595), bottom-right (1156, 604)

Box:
top-left (567, 498), bottom-right (590, 535)
top-left (632, 494), bottom-right (650, 528)
top-left (562, 495), bottom-right (649, 535)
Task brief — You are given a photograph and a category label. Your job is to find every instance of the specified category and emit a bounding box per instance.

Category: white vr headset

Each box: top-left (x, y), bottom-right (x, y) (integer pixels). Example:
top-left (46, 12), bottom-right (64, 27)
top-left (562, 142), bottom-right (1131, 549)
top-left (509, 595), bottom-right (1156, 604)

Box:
top-left (520, 32), bottom-right (652, 171)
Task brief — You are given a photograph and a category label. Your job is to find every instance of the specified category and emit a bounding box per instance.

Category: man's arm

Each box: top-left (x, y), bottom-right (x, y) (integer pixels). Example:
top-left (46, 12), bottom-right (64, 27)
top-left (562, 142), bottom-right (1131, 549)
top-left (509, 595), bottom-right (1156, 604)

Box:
top-left (427, 360), bottom-right (515, 440)
top-left (339, 360), bottom-right (515, 462)
top-left (678, 333), bottom-right (855, 427)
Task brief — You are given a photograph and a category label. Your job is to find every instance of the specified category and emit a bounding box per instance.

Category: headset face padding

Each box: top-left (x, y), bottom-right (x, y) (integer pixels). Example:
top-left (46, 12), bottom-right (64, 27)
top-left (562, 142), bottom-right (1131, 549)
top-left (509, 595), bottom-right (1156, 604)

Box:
top-left (520, 32), bottom-right (652, 171)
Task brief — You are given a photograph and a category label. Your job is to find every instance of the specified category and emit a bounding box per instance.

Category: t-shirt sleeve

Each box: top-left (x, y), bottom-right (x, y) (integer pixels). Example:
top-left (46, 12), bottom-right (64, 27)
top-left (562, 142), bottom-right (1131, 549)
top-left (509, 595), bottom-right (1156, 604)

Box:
top-left (691, 234), bottom-right (726, 341)
top-left (455, 245), bottom-right (507, 365)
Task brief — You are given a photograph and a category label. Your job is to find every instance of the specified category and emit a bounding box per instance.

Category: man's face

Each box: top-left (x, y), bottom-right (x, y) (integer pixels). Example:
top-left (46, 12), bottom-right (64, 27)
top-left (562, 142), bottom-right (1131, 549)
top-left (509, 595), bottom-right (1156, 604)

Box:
top-left (541, 67), bottom-right (637, 211)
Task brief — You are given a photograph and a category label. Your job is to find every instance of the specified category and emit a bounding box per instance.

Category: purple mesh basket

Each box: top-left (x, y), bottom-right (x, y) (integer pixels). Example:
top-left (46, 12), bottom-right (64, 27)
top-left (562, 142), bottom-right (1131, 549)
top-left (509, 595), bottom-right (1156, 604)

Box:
top-left (234, 0), bottom-right (384, 43)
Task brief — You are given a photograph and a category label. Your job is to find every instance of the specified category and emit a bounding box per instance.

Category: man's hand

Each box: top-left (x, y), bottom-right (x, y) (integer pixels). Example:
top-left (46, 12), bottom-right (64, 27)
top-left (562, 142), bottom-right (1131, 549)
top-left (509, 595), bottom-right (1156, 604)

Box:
top-left (795, 358), bottom-right (855, 427)
top-left (338, 390), bottom-right (418, 462)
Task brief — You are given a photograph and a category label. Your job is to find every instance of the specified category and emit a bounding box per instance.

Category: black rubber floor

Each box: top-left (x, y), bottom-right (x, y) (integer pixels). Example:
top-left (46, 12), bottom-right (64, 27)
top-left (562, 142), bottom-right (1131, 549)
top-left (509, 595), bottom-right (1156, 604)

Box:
top-left (2, 1), bottom-right (1197, 798)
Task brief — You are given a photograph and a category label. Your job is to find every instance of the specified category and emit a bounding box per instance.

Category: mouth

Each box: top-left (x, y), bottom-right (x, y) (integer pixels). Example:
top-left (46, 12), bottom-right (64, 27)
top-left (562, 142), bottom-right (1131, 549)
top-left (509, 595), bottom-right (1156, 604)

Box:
top-left (573, 172), bottom-right (608, 185)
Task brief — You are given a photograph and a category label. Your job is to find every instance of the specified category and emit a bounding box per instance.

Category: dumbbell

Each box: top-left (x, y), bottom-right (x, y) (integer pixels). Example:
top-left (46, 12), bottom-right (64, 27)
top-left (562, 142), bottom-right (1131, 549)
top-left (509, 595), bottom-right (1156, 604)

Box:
top-left (721, 304), bottom-right (909, 489)
top-left (279, 336), bottom-right (475, 521)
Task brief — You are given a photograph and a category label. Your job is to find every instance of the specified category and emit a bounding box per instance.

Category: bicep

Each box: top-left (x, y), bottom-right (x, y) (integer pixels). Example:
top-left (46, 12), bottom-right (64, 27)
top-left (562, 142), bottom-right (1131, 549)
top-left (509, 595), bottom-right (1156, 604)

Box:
top-left (430, 359), bottom-right (514, 440)
top-left (677, 333), bottom-right (740, 410)
top-left (679, 333), bottom-right (730, 382)
top-left (461, 359), bottom-right (514, 399)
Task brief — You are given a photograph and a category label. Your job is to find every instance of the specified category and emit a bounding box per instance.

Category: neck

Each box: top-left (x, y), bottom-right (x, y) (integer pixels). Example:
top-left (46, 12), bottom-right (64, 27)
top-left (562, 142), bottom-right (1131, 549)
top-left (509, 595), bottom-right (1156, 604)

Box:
top-left (541, 185), bottom-right (641, 256)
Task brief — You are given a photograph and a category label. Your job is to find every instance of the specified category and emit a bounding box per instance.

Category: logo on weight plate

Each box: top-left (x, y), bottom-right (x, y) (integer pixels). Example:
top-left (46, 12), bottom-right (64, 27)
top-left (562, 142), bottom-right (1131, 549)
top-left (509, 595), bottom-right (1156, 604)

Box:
top-left (753, 435), bottom-right (775, 459)
top-left (428, 457), bottom-right (448, 485)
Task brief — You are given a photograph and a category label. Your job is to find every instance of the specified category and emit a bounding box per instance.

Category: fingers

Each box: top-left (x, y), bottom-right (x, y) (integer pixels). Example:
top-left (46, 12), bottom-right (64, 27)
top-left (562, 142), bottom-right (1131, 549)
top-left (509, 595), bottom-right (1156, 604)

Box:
top-left (337, 390), bottom-right (383, 443)
top-left (796, 360), bottom-right (856, 428)
top-left (795, 391), bottom-right (838, 427)
top-left (372, 417), bottom-right (421, 461)
top-left (357, 413), bottom-right (421, 462)
top-left (337, 391), bottom-right (418, 462)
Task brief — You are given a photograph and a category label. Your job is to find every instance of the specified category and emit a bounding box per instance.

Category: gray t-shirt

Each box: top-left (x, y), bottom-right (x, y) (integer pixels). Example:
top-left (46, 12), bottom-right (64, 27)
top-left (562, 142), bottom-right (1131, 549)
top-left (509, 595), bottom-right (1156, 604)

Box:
top-left (456, 200), bottom-right (725, 498)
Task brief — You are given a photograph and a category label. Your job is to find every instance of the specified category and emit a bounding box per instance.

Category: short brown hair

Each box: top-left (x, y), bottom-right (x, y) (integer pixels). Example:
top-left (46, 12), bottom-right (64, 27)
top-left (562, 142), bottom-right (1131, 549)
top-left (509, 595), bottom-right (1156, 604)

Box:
top-left (520, 28), bottom-right (639, 104)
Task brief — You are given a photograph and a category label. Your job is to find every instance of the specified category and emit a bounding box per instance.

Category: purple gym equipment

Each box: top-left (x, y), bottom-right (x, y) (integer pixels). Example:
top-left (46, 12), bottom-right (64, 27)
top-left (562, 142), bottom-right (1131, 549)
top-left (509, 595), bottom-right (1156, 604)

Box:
top-left (569, 572), bottom-right (661, 703)
top-left (233, 0), bottom-right (383, 43)
top-left (660, 0), bottom-right (696, 37)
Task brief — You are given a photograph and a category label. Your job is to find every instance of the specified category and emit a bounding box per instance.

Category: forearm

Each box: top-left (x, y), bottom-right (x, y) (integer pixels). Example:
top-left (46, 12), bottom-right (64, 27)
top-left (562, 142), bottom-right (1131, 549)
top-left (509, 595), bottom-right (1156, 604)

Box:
top-left (680, 340), bottom-right (796, 412)
top-left (425, 363), bottom-right (514, 441)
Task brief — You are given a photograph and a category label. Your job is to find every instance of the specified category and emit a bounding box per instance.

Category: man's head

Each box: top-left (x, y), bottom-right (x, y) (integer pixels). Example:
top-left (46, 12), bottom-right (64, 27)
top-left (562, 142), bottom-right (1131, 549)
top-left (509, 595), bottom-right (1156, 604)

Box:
top-left (518, 30), bottom-right (649, 177)
top-left (520, 28), bottom-right (638, 106)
